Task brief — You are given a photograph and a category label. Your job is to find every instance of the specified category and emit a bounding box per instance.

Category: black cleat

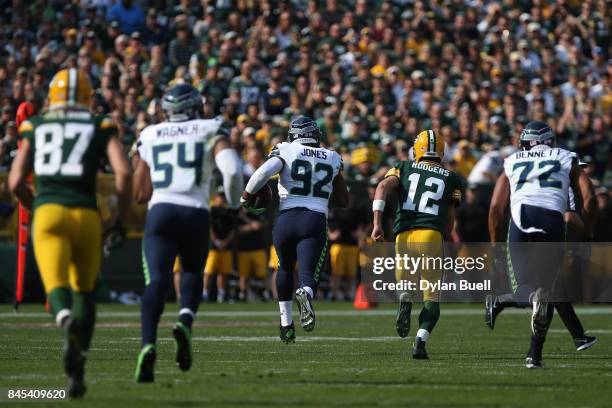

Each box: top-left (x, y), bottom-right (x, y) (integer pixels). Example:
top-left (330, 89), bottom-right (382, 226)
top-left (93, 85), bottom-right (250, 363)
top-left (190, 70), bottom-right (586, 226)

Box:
top-left (295, 288), bottom-right (315, 332)
top-left (485, 294), bottom-right (497, 330)
top-left (63, 319), bottom-right (86, 399)
top-left (135, 345), bottom-right (156, 383)
top-left (525, 357), bottom-right (544, 369)
top-left (575, 335), bottom-right (598, 351)
top-left (172, 322), bottom-right (192, 371)
top-left (531, 288), bottom-right (549, 336)
top-left (280, 322), bottom-right (296, 344)
top-left (396, 292), bottom-right (412, 338)
top-left (412, 338), bottom-right (429, 360)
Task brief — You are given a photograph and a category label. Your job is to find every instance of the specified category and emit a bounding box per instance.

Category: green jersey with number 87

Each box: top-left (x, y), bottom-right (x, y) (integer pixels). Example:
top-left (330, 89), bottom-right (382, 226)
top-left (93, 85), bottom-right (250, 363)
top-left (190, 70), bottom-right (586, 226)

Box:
top-left (19, 111), bottom-right (116, 209)
top-left (385, 160), bottom-right (463, 237)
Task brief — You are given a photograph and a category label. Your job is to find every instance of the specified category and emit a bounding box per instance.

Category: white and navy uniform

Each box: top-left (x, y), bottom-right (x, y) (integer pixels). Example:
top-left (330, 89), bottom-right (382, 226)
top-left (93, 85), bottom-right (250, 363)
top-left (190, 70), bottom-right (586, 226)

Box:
top-left (503, 145), bottom-right (577, 301)
top-left (271, 142), bottom-right (343, 216)
top-left (137, 118), bottom-right (224, 209)
top-left (137, 118), bottom-right (225, 326)
top-left (268, 142), bottom-right (343, 300)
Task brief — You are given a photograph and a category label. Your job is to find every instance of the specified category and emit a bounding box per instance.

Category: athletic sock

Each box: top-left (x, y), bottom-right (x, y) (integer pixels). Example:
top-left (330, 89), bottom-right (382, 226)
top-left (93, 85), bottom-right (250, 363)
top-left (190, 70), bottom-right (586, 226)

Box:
top-left (303, 286), bottom-right (314, 299)
top-left (416, 329), bottom-right (430, 342)
top-left (48, 287), bottom-right (72, 325)
top-left (279, 301), bottom-right (293, 326)
top-left (179, 270), bottom-right (203, 317)
top-left (217, 288), bottom-right (226, 301)
top-left (72, 291), bottom-right (96, 351)
top-left (418, 301), bottom-right (440, 332)
top-left (178, 308), bottom-right (195, 329)
top-left (202, 289), bottom-right (209, 300)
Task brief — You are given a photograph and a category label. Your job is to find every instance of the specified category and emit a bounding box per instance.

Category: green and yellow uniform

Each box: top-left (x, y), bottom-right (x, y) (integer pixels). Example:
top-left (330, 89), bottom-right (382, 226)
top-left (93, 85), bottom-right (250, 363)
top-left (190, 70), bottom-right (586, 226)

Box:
top-left (20, 110), bottom-right (116, 293)
top-left (385, 160), bottom-right (462, 301)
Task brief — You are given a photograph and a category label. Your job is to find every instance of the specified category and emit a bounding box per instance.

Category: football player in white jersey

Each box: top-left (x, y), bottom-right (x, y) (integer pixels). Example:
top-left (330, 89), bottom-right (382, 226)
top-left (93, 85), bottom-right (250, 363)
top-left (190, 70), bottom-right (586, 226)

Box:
top-left (241, 116), bottom-right (348, 343)
top-left (132, 84), bottom-right (243, 382)
top-left (488, 120), bottom-right (593, 368)
top-left (486, 159), bottom-right (599, 352)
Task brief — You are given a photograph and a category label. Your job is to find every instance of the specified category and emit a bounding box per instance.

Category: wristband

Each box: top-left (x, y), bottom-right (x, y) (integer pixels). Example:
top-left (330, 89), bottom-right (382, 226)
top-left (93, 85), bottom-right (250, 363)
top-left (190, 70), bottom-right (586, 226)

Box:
top-left (372, 199), bottom-right (386, 212)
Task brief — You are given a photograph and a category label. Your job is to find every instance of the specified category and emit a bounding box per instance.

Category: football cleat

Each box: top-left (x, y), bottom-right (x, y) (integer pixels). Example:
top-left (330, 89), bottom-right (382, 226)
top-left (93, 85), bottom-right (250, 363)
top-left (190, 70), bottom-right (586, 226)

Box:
top-left (63, 318), bottom-right (86, 398)
top-left (172, 322), bottom-right (192, 371)
top-left (280, 322), bottom-right (296, 344)
top-left (412, 338), bottom-right (429, 360)
top-left (295, 288), bottom-right (316, 332)
top-left (575, 336), bottom-right (598, 351)
top-left (396, 292), bottom-right (412, 338)
top-left (485, 294), bottom-right (505, 330)
top-left (531, 288), bottom-right (549, 336)
top-left (525, 357), bottom-right (545, 369)
top-left (135, 344), bottom-right (156, 383)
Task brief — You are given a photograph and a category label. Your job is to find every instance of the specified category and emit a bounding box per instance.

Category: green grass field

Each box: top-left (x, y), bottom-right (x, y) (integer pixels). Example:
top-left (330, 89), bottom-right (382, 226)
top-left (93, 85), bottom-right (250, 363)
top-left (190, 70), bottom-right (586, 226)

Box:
top-left (0, 302), bottom-right (611, 407)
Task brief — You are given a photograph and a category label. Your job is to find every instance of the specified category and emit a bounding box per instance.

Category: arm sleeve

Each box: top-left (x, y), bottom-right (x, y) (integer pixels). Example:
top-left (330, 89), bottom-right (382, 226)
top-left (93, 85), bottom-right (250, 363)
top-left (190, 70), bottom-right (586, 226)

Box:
top-left (214, 147), bottom-right (243, 209)
top-left (244, 157), bottom-right (284, 194)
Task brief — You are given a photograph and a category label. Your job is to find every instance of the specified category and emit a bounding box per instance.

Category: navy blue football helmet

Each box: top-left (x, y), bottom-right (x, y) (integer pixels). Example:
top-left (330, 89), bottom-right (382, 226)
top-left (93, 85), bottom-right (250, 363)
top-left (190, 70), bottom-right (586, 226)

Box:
top-left (288, 116), bottom-right (321, 147)
top-left (519, 120), bottom-right (555, 150)
top-left (162, 84), bottom-right (202, 122)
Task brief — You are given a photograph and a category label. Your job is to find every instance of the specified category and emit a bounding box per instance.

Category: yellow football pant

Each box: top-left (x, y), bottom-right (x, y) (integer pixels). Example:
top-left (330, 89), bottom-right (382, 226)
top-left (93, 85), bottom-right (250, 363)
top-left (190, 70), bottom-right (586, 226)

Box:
top-left (238, 249), bottom-right (268, 279)
top-left (329, 244), bottom-right (359, 277)
top-left (205, 249), bottom-right (233, 276)
top-left (33, 204), bottom-right (102, 293)
top-left (395, 228), bottom-right (443, 302)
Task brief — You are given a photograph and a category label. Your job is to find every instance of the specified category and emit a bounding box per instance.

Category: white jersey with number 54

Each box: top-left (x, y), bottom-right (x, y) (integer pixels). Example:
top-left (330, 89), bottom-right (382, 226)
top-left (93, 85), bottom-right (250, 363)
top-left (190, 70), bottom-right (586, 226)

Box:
top-left (269, 142), bottom-right (343, 216)
top-left (504, 145), bottom-right (576, 231)
top-left (137, 118), bottom-right (224, 209)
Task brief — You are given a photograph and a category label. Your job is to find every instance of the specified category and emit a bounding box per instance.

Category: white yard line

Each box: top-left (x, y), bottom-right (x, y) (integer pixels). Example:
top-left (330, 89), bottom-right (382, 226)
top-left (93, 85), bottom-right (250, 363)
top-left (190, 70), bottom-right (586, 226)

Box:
top-left (1, 307), bottom-right (611, 319)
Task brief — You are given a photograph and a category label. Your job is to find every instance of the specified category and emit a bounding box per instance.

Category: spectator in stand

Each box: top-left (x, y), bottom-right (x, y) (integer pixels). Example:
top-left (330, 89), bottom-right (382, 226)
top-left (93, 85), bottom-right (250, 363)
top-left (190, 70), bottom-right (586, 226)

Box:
top-left (106, 0), bottom-right (144, 35)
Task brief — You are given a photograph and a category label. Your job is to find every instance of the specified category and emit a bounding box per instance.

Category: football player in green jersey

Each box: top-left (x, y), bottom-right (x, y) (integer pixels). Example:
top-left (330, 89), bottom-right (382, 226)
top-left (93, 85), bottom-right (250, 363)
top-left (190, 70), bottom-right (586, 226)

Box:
top-left (9, 68), bottom-right (132, 398)
top-left (372, 130), bottom-right (462, 359)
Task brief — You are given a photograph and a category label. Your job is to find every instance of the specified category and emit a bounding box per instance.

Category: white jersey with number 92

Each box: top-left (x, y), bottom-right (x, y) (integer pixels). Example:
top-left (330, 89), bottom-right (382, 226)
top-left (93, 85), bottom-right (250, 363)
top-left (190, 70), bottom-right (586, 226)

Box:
top-left (270, 142), bottom-right (343, 216)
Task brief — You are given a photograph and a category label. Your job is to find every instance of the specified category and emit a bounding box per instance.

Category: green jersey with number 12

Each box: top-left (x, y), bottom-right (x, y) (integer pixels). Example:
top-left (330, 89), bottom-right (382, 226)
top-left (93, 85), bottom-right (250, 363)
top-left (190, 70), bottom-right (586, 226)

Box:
top-left (386, 160), bottom-right (463, 237)
top-left (19, 111), bottom-right (116, 209)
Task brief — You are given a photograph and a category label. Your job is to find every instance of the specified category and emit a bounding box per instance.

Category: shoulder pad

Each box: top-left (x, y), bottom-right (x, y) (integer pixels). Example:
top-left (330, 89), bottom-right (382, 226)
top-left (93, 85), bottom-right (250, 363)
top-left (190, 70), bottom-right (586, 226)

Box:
top-left (99, 117), bottom-right (116, 130)
top-left (18, 120), bottom-right (33, 133)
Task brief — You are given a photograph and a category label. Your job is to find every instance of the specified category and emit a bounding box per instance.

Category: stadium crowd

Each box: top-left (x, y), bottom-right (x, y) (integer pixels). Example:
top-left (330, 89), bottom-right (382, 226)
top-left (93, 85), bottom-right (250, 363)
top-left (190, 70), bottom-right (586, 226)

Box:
top-left (0, 0), bottom-right (611, 300)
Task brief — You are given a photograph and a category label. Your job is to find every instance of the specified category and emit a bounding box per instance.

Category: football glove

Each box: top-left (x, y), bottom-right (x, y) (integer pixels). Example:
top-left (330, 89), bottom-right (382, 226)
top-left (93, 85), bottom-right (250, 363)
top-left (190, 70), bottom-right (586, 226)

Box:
top-left (103, 221), bottom-right (127, 257)
top-left (240, 192), bottom-right (266, 216)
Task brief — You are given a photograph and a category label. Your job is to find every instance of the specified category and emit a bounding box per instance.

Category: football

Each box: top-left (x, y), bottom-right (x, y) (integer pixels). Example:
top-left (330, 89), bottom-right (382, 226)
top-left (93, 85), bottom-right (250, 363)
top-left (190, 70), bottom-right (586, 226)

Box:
top-left (252, 184), bottom-right (273, 209)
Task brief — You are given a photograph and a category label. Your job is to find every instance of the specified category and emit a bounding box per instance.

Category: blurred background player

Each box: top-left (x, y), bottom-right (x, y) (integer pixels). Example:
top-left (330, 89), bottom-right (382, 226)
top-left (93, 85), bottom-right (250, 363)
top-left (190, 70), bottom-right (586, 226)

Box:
top-left (132, 83), bottom-right (242, 382)
top-left (328, 205), bottom-right (360, 300)
top-left (8, 68), bottom-right (132, 398)
top-left (488, 121), bottom-right (593, 368)
top-left (241, 116), bottom-right (348, 343)
top-left (237, 207), bottom-right (269, 301)
top-left (372, 129), bottom-right (463, 359)
top-left (203, 187), bottom-right (235, 303)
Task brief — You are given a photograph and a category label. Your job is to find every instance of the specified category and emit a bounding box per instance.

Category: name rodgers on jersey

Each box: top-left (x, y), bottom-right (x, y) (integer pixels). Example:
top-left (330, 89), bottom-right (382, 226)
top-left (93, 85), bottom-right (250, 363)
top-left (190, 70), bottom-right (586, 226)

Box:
top-left (386, 160), bottom-right (463, 237)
